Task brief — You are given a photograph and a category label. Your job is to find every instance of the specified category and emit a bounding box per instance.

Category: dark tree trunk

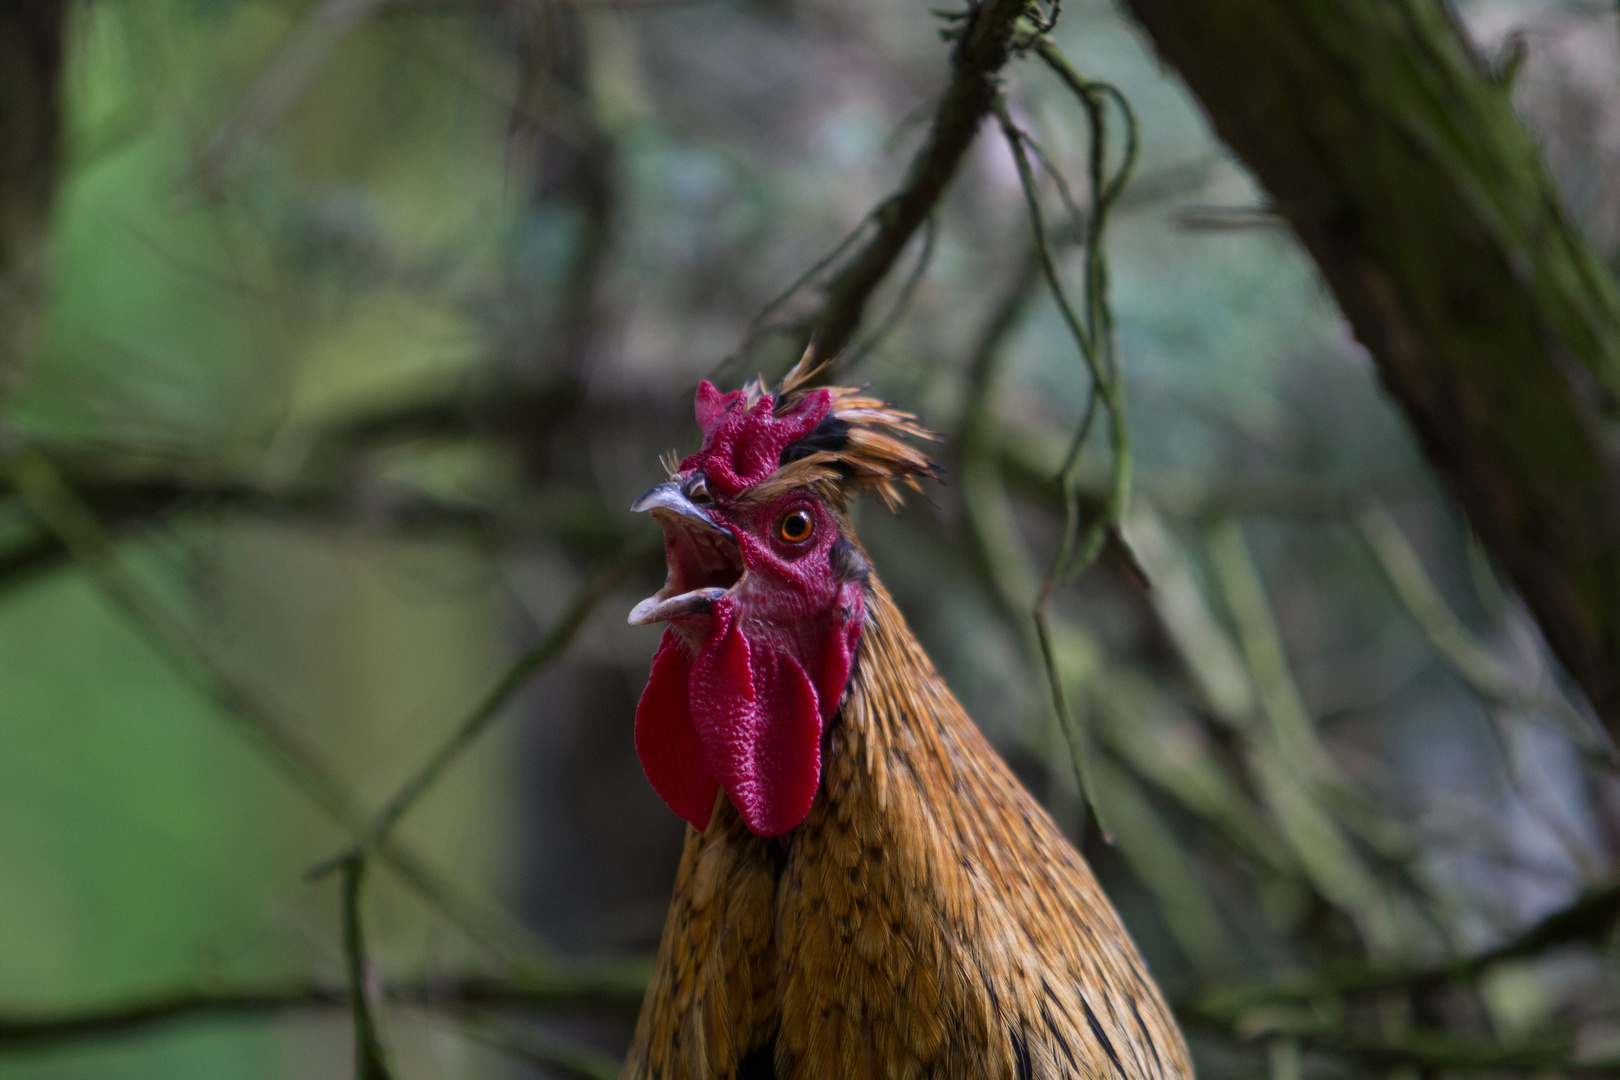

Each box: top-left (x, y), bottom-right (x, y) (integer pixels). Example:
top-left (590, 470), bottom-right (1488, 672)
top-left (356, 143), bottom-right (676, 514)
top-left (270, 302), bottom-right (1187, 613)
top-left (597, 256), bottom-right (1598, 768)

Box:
top-left (0, 1), bottom-right (62, 215)
top-left (1122, 0), bottom-right (1620, 737)
top-left (0, 0), bottom-right (63, 395)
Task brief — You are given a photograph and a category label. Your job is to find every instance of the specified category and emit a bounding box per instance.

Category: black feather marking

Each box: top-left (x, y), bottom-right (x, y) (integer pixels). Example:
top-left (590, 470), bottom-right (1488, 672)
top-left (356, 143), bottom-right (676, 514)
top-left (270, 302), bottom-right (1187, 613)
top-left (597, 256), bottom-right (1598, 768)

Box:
top-left (830, 536), bottom-right (871, 583)
top-left (1010, 1027), bottom-right (1034, 1080)
top-left (735, 1034), bottom-right (776, 1080)
top-left (1041, 980), bottom-right (1080, 1072)
top-left (1130, 996), bottom-right (1166, 1079)
top-left (1081, 997), bottom-right (1125, 1078)
top-left (779, 415), bottom-right (851, 466)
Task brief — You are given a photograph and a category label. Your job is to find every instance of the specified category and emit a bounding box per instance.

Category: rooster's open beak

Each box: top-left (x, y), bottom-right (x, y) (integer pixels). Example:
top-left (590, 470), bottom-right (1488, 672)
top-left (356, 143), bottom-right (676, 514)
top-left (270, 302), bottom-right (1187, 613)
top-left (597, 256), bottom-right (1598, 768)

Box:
top-left (628, 481), bottom-right (744, 625)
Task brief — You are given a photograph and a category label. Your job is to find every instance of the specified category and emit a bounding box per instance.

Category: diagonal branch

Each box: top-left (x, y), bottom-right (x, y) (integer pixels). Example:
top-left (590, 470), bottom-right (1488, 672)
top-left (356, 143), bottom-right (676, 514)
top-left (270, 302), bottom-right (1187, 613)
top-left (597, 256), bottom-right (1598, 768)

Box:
top-left (3, 452), bottom-right (552, 968)
top-left (1354, 500), bottom-right (1616, 764)
top-left (193, 0), bottom-right (393, 189)
top-left (1193, 876), bottom-right (1620, 1016)
top-left (451, 1016), bottom-right (621, 1080)
top-left (0, 969), bottom-right (648, 1052)
top-left (314, 536), bottom-right (659, 874)
top-left (807, 0), bottom-right (1031, 372)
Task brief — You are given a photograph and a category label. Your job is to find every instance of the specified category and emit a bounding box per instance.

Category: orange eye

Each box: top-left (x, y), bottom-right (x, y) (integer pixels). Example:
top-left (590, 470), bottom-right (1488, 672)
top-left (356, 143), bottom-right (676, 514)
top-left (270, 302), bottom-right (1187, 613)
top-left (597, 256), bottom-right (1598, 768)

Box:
top-left (777, 508), bottom-right (814, 544)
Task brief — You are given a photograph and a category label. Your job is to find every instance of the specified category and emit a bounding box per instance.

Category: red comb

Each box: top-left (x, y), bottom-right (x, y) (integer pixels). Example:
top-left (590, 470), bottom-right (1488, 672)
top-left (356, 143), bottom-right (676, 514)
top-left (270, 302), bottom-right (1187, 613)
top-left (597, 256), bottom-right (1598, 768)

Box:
top-left (679, 380), bottom-right (833, 498)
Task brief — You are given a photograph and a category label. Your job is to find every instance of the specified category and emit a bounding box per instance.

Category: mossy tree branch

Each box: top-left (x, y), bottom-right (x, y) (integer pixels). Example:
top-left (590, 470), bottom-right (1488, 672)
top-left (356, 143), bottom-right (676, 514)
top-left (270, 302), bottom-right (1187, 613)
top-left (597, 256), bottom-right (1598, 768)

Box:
top-left (1121, 0), bottom-right (1620, 738)
top-left (807, 0), bottom-right (1031, 371)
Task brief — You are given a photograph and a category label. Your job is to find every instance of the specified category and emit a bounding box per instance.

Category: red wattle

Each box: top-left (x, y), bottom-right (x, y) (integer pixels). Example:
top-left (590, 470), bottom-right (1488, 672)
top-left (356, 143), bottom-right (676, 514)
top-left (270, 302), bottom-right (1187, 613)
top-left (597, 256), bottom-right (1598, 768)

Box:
top-left (634, 629), bottom-right (719, 830)
top-left (689, 599), bottom-right (823, 837)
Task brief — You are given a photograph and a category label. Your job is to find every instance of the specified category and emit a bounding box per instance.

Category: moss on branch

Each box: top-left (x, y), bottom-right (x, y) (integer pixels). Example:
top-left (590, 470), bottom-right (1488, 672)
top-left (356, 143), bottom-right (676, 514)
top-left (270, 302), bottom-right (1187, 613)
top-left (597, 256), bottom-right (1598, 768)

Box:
top-left (1122, 0), bottom-right (1620, 737)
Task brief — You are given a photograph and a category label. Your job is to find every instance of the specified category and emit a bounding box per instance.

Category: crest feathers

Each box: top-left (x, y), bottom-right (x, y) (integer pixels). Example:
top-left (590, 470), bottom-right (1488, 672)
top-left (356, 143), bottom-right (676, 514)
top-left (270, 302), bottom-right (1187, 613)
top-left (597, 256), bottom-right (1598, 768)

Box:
top-left (684, 347), bottom-right (940, 511)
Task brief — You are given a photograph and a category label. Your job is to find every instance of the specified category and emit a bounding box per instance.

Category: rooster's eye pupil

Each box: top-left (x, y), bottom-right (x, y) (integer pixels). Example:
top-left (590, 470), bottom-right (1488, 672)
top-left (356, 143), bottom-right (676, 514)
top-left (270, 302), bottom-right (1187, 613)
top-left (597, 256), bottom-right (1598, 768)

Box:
top-left (778, 509), bottom-right (813, 543)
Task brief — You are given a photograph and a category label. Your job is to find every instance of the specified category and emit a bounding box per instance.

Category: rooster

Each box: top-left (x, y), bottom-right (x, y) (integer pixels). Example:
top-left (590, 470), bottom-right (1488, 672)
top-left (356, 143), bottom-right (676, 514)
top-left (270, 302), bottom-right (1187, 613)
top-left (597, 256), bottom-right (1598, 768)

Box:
top-left (621, 360), bottom-right (1192, 1080)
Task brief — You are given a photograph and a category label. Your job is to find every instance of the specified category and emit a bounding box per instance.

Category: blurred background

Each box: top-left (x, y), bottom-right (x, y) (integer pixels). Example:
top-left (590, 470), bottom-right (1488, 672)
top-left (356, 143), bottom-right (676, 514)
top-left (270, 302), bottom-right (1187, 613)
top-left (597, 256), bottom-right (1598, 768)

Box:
top-left (3, 0), bottom-right (1619, 1077)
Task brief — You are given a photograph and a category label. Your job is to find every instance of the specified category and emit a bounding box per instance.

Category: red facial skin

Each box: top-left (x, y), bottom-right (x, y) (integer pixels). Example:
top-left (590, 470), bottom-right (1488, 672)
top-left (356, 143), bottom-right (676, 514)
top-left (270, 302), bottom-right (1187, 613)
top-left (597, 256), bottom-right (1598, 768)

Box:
top-left (633, 384), bottom-right (866, 837)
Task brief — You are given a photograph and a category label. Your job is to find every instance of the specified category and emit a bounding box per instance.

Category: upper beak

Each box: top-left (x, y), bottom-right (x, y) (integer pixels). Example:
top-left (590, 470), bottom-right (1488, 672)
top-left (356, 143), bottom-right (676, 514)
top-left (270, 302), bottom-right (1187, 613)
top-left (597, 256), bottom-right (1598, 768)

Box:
top-left (630, 481), bottom-right (734, 541)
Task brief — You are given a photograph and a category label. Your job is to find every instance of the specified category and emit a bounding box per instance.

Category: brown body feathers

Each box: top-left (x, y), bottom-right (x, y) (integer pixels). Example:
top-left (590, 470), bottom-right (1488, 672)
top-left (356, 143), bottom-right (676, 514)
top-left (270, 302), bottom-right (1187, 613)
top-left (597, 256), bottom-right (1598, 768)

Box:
top-left (622, 580), bottom-right (1192, 1079)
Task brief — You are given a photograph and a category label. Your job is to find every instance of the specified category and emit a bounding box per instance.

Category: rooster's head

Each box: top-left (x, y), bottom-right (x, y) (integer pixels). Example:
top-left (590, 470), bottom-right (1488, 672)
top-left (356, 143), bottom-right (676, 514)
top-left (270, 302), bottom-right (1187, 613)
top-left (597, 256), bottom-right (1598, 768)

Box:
top-left (628, 357), bottom-right (937, 836)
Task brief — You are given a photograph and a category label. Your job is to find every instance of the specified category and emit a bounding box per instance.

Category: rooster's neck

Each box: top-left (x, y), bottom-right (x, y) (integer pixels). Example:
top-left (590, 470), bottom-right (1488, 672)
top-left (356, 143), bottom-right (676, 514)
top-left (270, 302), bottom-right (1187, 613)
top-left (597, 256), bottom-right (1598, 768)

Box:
top-left (820, 571), bottom-right (1018, 833)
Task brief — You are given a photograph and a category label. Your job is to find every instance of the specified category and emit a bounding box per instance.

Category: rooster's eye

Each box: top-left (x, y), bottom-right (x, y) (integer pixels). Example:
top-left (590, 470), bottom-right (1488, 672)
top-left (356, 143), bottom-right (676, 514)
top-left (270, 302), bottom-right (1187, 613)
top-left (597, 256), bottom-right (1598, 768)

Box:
top-left (777, 508), bottom-right (814, 544)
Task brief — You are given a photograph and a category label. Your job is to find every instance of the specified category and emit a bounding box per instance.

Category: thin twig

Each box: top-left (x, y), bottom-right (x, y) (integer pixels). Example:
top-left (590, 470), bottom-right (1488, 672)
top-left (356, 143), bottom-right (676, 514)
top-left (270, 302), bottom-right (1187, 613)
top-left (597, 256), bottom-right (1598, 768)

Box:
top-left (993, 45), bottom-right (1137, 836)
top-left (451, 1016), bottom-right (621, 1080)
top-left (1123, 505), bottom-right (1257, 727)
top-left (841, 214), bottom-right (938, 368)
top-left (1356, 501), bottom-right (1533, 701)
top-left (996, 105), bottom-right (1103, 715)
top-left (316, 535), bottom-right (659, 873)
top-left (1176, 204), bottom-right (1283, 231)
top-left (955, 239), bottom-right (1048, 629)
top-left (1208, 876), bottom-right (1620, 1014)
top-left (340, 856), bottom-right (396, 1080)
top-left (1207, 517), bottom-right (1425, 870)
top-left (193, 0), bottom-right (394, 190)
top-left (1020, 135), bottom-right (1092, 246)
top-left (1183, 999), bottom-right (1620, 1076)
top-left (1292, 1033), bottom-right (1620, 1078)
top-left (1354, 500), bottom-right (1616, 764)
top-left (719, 211), bottom-right (878, 375)
top-left (807, 0), bottom-right (1030, 375)
top-left (1478, 704), bottom-right (1606, 883)
top-left (1205, 517), bottom-right (1410, 953)
top-left (0, 970), bottom-right (649, 1051)
top-left (1010, 102), bottom-right (1106, 823)
top-left (0, 454), bottom-right (506, 595)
